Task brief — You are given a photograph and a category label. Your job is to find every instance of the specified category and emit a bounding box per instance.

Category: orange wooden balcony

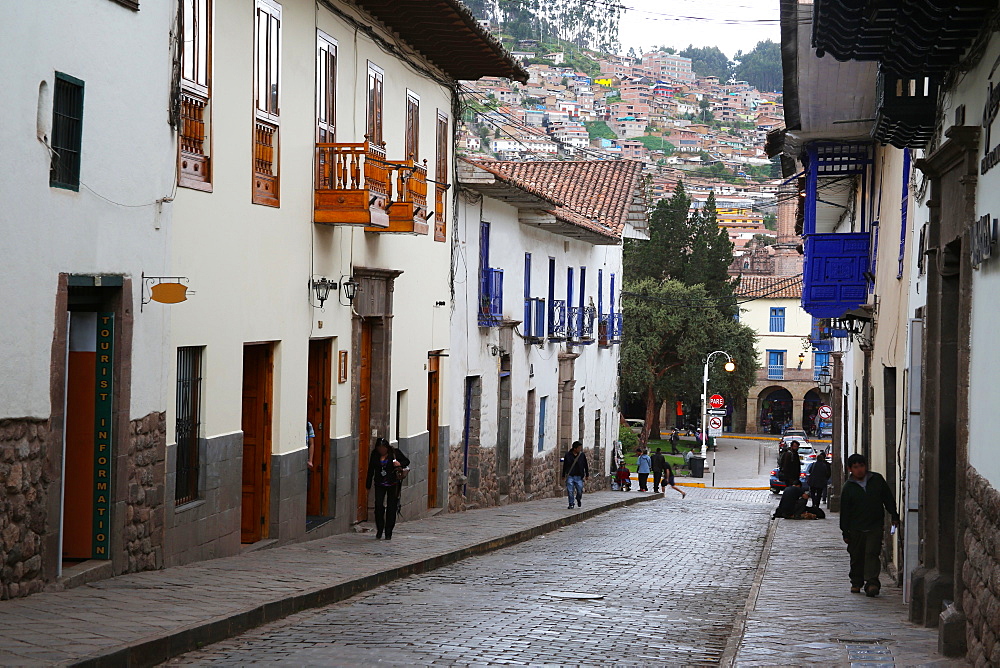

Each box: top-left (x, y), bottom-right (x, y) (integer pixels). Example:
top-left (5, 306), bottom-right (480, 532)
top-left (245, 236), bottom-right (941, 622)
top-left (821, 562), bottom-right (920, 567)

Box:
top-left (367, 159), bottom-right (429, 234)
top-left (314, 140), bottom-right (391, 227)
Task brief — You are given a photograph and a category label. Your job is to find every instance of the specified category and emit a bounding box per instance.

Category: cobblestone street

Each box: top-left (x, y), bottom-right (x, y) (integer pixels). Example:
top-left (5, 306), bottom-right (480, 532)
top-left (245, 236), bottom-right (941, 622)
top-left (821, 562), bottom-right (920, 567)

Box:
top-left (171, 489), bottom-right (774, 666)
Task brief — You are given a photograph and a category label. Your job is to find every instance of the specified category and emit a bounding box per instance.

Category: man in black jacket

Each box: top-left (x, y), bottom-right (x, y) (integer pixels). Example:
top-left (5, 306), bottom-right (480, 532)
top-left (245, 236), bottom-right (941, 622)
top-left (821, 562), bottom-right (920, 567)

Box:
top-left (561, 441), bottom-right (589, 509)
top-left (650, 448), bottom-right (667, 493)
top-left (807, 450), bottom-right (832, 510)
top-left (840, 453), bottom-right (900, 597)
top-left (779, 441), bottom-right (802, 486)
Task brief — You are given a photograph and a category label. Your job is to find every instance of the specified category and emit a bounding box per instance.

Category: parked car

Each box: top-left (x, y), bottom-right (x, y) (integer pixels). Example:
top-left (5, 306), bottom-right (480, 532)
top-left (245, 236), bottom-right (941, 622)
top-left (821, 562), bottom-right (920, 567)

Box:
top-left (770, 467), bottom-right (808, 494)
top-left (626, 419), bottom-right (645, 435)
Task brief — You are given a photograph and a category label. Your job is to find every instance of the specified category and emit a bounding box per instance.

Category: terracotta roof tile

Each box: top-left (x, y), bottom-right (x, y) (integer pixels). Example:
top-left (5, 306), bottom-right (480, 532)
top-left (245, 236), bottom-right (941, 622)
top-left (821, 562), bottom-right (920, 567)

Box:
top-left (733, 274), bottom-right (803, 300)
top-left (464, 159), bottom-right (645, 240)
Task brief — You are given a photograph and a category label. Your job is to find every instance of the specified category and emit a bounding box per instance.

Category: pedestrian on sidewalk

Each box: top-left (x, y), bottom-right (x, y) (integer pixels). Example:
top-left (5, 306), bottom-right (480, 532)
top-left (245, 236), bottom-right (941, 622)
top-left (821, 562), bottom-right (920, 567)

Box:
top-left (841, 453), bottom-right (900, 597)
top-left (651, 447), bottom-right (667, 492)
top-left (779, 440), bottom-right (802, 487)
top-left (562, 441), bottom-right (589, 509)
top-left (807, 449), bottom-right (831, 509)
top-left (670, 427), bottom-right (680, 454)
top-left (636, 449), bottom-right (652, 491)
top-left (663, 461), bottom-right (686, 499)
top-left (365, 437), bottom-right (410, 540)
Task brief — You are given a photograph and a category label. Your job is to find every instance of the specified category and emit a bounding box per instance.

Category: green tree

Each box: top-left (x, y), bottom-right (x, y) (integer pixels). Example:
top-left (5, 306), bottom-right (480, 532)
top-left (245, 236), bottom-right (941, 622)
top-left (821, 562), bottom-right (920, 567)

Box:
top-left (680, 45), bottom-right (731, 80)
top-left (731, 40), bottom-right (782, 92)
top-left (763, 213), bottom-right (777, 231)
top-left (620, 279), bottom-right (757, 445)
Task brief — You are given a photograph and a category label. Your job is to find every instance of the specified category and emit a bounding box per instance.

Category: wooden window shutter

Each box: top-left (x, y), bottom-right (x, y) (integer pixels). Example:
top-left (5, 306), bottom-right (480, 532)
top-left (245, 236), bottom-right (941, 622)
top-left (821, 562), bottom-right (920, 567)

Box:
top-left (179, 0), bottom-right (213, 190)
top-left (253, 0), bottom-right (281, 206)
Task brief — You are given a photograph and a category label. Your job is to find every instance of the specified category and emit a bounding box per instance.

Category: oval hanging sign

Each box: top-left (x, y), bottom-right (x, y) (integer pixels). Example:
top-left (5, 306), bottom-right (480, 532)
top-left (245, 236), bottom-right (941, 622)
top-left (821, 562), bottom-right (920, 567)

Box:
top-left (150, 282), bottom-right (188, 304)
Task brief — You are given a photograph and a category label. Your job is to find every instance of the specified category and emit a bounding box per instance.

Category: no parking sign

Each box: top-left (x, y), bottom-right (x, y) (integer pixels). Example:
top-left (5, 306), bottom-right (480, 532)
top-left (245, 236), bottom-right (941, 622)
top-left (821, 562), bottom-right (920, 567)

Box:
top-left (708, 415), bottom-right (723, 437)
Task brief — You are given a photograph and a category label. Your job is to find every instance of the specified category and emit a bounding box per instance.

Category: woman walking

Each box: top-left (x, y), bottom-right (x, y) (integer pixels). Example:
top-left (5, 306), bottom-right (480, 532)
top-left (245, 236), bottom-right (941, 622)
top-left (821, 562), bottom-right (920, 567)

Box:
top-left (663, 461), bottom-right (686, 499)
top-left (636, 449), bottom-right (652, 492)
top-left (365, 437), bottom-right (410, 540)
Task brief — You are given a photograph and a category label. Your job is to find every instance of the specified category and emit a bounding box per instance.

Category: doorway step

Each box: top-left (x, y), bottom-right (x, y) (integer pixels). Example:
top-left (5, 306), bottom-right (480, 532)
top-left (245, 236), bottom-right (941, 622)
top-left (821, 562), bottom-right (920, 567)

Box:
top-left (55, 560), bottom-right (114, 591)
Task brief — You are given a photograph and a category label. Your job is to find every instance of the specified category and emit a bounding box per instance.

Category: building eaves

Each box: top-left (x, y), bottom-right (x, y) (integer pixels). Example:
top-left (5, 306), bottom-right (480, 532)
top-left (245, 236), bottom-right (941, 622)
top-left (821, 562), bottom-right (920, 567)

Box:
top-left (345, 0), bottom-right (528, 83)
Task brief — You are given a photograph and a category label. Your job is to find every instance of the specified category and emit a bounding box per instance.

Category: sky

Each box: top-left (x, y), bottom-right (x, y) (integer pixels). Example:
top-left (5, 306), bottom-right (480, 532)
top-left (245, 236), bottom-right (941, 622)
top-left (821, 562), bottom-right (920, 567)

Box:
top-left (616, 0), bottom-right (780, 58)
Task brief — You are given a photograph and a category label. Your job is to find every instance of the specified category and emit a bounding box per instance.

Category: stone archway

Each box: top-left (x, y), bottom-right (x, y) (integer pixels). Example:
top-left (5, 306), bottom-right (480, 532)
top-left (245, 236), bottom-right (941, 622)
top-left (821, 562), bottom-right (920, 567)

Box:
top-left (802, 388), bottom-right (822, 437)
top-left (757, 386), bottom-right (793, 435)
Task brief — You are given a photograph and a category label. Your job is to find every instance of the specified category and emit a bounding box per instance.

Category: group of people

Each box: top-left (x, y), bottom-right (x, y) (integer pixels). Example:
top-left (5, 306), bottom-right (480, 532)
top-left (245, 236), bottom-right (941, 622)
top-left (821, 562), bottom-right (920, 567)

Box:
top-left (775, 440), bottom-right (831, 516)
top-left (634, 447), bottom-right (687, 498)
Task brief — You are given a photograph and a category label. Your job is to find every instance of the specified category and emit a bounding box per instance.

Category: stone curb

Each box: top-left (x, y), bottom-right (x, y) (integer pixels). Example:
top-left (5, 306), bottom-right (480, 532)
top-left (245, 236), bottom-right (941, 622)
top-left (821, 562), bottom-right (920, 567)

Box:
top-left (71, 493), bottom-right (663, 668)
top-left (720, 517), bottom-right (779, 667)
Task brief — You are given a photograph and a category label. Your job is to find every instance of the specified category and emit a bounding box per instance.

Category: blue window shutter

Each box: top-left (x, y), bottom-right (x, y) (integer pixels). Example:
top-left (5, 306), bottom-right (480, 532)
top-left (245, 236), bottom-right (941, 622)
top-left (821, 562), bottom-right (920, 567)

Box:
top-left (610, 273), bottom-right (616, 314)
top-left (524, 253), bottom-right (531, 299)
top-left (567, 267), bottom-right (573, 315)
top-left (897, 148), bottom-right (911, 279)
top-left (801, 233), bottom-right (870, 318)
top-left (769, 307), bottom-right (785, 332)
top-left (598, 269), bottom-right (603, 316)
top-left (579, 267), bottom-right (586, 335)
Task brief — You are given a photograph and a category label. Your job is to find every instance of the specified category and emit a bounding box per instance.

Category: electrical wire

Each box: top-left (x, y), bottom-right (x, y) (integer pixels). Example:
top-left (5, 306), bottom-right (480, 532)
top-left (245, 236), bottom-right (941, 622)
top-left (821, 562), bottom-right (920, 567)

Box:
top-left (621, 273), bottom-right (803, 308)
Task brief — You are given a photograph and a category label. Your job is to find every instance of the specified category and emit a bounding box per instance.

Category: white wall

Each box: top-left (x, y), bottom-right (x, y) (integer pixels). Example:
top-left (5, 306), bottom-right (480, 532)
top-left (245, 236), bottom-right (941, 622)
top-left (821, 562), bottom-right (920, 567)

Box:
top-left (741, 298), bottom-right (812, 370)
top-left (452, 194), bottom-right (622, 470)
top-left (167, 0), bottom-right (454, 456)
top-left (1, 0), bottom-right (175, 420)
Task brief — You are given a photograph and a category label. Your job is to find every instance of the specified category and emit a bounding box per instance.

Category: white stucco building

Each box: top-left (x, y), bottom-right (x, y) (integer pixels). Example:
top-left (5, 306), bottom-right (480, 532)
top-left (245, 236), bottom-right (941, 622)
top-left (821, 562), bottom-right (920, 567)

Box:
top-left (451, 158), bottom-right (648, 508)
top-left (163, 0), bottom-right (524, 564)
top-left (1, 0), bottom-right (176, 596)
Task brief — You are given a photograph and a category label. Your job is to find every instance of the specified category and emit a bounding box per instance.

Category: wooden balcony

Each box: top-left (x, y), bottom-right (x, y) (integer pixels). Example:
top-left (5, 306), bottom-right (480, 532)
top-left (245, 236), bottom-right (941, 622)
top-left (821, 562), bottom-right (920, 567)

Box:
top-left (433, 183), bottom-right (447, 241)
top-left (253, 120), bottom-right (279, 207)
top-left (178, 89), bottom-right (211, 190)
top-left (314, 140), bottom-right (390, 227)
top-left (367, 158), bottom-right (429, 234)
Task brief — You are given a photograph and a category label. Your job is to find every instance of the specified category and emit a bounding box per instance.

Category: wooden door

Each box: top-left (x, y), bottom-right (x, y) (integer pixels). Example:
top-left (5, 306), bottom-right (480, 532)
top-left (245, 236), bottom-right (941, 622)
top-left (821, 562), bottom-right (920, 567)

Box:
top-left (241, 344), bottom-right (272, 543)
top-left (307, 339), bottom-right (331, 516)
top-left (427, 354), bottom-right (440, 507)
top-left (63, 313), bottom-right (97, 559)
top-left (357, 323), bottom-right (373, 521)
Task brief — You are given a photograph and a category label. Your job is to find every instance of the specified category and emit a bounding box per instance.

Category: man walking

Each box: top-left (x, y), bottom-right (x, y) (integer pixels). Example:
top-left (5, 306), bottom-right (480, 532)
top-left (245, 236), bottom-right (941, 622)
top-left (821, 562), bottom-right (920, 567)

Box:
top-left (636, 449), bottom-right (652, 492)
top-left (779, 440), bottom-right (802, 487)
top-left (651, 447), bottom-right (667, 493)
top-left (561, 441), bottom-right (589, 509)
top-left (669, 428), bottom-right (680, 455)
top-left (840, 453), bottom-right (900, 597)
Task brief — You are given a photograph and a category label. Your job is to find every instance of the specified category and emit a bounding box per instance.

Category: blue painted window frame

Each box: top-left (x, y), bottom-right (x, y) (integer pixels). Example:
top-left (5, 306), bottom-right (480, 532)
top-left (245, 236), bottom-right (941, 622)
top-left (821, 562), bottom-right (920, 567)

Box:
top-left (767, 350), bottom-right (785, 380)
top-left (769, 307), bottom-right (785, 333)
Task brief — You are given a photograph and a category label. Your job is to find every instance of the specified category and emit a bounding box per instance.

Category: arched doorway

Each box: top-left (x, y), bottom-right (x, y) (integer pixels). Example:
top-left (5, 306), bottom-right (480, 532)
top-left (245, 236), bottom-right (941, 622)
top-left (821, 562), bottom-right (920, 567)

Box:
top-left (803, 389), bottom-right (822, 437)
top-left (759, 387), bottom-right (792, 435)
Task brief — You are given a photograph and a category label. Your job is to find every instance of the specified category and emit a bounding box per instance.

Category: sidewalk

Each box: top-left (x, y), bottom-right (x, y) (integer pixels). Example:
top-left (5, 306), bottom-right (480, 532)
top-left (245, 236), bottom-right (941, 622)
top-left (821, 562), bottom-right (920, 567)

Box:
top-left (0, 492), bottom-right (659, 667)
top-left (727, 509), bottom-right (966, 667)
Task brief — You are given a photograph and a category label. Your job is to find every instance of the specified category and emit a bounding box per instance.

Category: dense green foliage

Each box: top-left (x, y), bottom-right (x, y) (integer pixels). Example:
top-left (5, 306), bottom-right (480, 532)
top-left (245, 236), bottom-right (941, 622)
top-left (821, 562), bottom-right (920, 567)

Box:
top-left (584, 120), bottom-right (616, 140)
top-left (463, 0), bottom-right (621, 53)
top-left (621, 183), bottom-right (758, 444)
top-left (732, 40), bottom-right (782, 92)
top-left (679, 45), bottom-right (731, 80)
top-left (632, 135), bottom-right (676, 154)
top-left (618, 424), bottom-right (639, 455)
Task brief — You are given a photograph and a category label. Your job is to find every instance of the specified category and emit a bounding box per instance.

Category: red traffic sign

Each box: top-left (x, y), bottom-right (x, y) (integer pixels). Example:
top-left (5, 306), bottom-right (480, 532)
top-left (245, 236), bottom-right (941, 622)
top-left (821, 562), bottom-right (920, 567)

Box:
top-left (818, 404), bottom-right (833, 420)
top-left (708, 416), bottom-right (723, 429)
top-left (709, 394), bottom-right (725, 409)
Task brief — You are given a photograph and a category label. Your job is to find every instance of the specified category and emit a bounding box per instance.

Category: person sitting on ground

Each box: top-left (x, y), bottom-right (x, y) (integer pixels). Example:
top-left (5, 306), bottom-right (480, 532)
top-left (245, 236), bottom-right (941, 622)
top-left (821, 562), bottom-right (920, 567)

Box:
top-left (774, 480), bottom-right (809, 519)
top-left (683, 448), bottom-right (695, 469)
top-left (615, 461), bottom-right (631, 491)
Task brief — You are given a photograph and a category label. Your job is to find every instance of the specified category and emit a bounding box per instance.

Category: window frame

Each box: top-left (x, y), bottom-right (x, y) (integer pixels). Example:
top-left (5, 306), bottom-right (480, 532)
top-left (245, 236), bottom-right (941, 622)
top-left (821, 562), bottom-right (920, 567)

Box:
top-left (252, 0), bottom-right (282, 207)
top-left (50, 72), bottom-right (85, 191)
top-left (175, 346), bottom-right (204, 506)
top-left (766, 350), bottom-right (786, 380)
top-left (769, 307), bottom-right (786, 333)
top-left (366, 62), bottom-right (384, 145)
top-left (179, 0), bottom-right (213, 190)
top-left (433, 110), bottom-right (449, 242)
top-left (315, 31), bottom-right (337, 143)
top-left (404, 90), bottom-right (420, 159)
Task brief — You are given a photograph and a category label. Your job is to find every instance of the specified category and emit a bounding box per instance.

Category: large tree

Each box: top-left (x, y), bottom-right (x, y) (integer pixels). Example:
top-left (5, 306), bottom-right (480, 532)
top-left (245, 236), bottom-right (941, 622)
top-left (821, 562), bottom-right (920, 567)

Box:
top-left (679, 45), bottom-right (731, 80)
top-left (731, 40), bottom-right (782, 92)
top-left (621, 183), bottom-right (757, 444)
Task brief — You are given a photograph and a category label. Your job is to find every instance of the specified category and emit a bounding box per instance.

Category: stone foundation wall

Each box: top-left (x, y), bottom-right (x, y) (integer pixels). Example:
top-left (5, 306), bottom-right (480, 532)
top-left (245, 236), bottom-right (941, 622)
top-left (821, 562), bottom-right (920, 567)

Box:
top-left (124, 412), bottom-right (166, 573)
top-left (447, 445), bottom-right (604, 512)
top-left (0, 418), bottom-right (51, 599)
top-left (963, 466), bottom-right (1000, 667)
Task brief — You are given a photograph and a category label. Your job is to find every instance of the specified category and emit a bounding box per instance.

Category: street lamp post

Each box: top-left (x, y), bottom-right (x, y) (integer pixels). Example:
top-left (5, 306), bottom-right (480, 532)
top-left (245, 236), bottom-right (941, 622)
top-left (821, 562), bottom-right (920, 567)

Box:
top-left (701, 350), bottom-right (736, 461)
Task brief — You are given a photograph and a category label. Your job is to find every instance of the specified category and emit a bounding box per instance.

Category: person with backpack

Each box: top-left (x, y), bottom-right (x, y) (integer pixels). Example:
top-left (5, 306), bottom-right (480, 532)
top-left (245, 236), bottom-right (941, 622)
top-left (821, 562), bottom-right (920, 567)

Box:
top-left (561, 441), bottom-right (589, 509)
top-left (840, 453), bottom-right (900, 597)
top-left (365, 437), bottom-right (410, 540)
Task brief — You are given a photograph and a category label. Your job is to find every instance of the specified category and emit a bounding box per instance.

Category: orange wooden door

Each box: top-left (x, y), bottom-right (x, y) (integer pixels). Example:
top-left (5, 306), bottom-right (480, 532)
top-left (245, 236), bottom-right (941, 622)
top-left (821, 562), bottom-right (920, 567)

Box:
top-left (63, 349), bottom-right (96, 559)
top-left (427, 355), bottom-right (440, 508)
top-left (241, 344), bottom-right (272, 543)
top-left (307, 339), bottom-right (331, 516)
top-left (357, 323), bottom-right (372, 521)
